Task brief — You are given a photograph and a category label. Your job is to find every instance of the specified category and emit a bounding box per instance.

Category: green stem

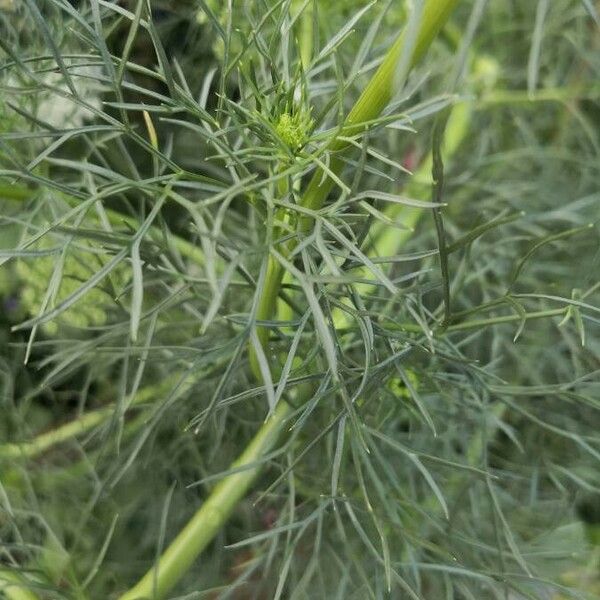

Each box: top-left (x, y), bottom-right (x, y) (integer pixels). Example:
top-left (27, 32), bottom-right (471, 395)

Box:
top-left (0, 375), bottom-right (180, 461)
top-left (0, 184), bottom-right (32, 202)
top-left (250, 0), bottom-right (460, 378)
top-left (300, 0), bottom-right (460, 220)
top-left (117, 399), bottom-right (293, 600)
top-left (445, 308), bottom-right (566, 332)
top-left (0, 570), bottom-right (40, 600)
top-left (297, 0), bottom-right (314, 70)
top-left (479, 85), bottom-right (600, 105)
top-left (381, 308), bottom-right (567, 334)
top-left (331, 99), bottom-right (473, 332)
top-left (369, 101), bottom-right (471, 255)
top-left (119, 3), bottom-right (461, 597)
top-left (0, 406), bottom-right (112, 461)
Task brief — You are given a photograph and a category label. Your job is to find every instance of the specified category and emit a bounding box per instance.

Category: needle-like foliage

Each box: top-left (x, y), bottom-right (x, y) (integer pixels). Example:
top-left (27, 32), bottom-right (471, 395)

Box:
top-left (0, 1), bottom-right (599, 599)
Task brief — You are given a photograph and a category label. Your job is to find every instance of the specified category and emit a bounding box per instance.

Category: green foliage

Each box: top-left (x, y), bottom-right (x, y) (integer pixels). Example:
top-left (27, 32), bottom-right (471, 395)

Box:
top-left (13, 208), bottom-right (127, 334)
top-left (0, 1), bottom-right (599, 599)
top-left (274, 111), bottom-right (312, 152)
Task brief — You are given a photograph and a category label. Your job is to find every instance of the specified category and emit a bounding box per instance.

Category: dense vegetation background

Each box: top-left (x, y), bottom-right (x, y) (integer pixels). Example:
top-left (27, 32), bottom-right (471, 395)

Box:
top-left (0, 1), bottom-right (599, 598)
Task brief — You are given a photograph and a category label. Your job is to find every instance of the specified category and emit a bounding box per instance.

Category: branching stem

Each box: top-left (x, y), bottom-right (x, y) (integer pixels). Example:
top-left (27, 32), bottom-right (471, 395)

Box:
top-left (250, 0), bottom-right (461, 379)
top-left (120, 2), bottom-right (461, 598)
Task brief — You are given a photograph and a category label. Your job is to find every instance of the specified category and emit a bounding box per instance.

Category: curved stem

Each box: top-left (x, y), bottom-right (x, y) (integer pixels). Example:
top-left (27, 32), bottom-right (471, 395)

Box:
top-left (299, 0), bottom-right (461, 221)
top-left (117, 399), bottom-right (293, 600)
top-left (119, 2), bottom-right (461, 597)
top-left (0, 375), bottom-right (181, 461)
top-left (0, 570), bottom-right (41, 600)
top-left (250, 0), bottom-right (461, 377)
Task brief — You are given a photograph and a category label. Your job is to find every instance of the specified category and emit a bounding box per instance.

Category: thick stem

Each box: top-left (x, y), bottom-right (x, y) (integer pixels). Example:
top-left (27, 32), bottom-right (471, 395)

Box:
top-left (298, 0), bottom-right (313, 70)
top-left (367, 100), bottom-right (471, 256)
top-left (300, 0), bottom-right (461, 221)
top-left (0, 375), bottom-right (181, 461)
top-left (0, 570), bottom-right (40, 600)
top-left (250, 0), bottom-right (460, 377)
top-left (120, 2), bottom-right (461, 597)
top-left (117, 399), bottom-right (293, 600)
